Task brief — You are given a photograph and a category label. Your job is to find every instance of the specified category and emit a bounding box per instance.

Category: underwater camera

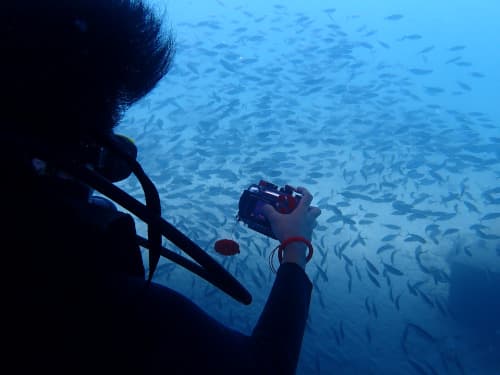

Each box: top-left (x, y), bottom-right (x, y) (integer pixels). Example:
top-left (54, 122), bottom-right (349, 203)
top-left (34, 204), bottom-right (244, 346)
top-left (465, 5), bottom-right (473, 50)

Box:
top-left (237, 180), bottom-right (302, 239)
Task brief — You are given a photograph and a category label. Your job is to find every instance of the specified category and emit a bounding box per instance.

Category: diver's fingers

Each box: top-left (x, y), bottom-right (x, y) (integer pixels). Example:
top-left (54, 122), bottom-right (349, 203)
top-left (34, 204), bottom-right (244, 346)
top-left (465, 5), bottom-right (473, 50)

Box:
top-left (308, 206), bottom-right (322, 221)
top-left (295, 186), bottom-right (313, 214)
top-left (311, 220), bottom-right (318, 230)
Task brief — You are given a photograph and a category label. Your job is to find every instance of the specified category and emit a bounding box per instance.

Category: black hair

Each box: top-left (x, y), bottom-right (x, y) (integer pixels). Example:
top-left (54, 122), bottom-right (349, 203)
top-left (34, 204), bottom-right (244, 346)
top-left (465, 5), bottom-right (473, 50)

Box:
top-left (1, 0), bottom-right (175, 143)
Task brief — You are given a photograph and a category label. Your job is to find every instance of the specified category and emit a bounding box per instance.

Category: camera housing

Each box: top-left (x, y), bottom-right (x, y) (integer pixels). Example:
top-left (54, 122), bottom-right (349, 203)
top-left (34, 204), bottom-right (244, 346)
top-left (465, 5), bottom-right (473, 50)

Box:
top-left (237, 180), bottom-right (302, 239)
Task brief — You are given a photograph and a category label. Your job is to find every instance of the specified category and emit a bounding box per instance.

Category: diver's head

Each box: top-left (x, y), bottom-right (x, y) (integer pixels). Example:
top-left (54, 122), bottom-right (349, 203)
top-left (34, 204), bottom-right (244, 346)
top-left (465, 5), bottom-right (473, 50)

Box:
top-left (1, 0), bottom-right (175, 145)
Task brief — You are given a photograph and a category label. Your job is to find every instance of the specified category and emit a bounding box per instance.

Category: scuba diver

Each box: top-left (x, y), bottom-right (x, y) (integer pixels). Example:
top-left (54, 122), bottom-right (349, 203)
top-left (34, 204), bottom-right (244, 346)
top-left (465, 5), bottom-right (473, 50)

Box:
top-left (1, 1), bottom-right (321, 374)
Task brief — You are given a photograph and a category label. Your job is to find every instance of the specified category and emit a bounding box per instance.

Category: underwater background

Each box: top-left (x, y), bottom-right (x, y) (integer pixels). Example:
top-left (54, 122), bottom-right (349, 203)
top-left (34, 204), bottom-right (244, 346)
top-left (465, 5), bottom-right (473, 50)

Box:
top-left (115, 1), bottom-right (500, 373)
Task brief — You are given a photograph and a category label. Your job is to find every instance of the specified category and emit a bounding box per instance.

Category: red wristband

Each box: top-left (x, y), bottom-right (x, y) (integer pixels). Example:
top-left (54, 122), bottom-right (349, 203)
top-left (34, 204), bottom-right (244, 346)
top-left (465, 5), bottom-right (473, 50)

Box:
top-left (278, 236), bottom-right (313, 264)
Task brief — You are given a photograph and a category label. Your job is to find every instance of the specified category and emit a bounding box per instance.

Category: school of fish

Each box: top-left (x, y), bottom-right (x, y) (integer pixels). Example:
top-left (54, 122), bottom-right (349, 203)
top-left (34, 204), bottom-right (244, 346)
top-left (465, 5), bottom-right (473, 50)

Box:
top-left (117, 3), bottom-right (500, 374)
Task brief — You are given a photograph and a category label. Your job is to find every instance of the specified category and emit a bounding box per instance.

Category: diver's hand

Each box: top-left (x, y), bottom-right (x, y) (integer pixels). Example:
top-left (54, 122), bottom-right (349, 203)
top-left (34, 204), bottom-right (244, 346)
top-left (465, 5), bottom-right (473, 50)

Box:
top-left (261, 187), bottom-right (321, 268)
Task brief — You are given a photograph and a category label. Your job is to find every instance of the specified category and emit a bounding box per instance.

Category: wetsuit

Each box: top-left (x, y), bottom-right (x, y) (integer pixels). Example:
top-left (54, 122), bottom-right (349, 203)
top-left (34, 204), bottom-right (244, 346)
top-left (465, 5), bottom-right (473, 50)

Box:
top-left (3, 173), bottom-right (312, 374)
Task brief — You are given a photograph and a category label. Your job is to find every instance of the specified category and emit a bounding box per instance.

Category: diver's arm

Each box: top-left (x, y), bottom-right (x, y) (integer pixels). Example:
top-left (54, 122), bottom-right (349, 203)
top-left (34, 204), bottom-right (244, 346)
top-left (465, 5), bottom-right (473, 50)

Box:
top-left (250, 261), bottom-right (312, 374)
top-left (250, 186), bottom-right (318, 373)
top-left (131, 266), bottom-right (311, 375)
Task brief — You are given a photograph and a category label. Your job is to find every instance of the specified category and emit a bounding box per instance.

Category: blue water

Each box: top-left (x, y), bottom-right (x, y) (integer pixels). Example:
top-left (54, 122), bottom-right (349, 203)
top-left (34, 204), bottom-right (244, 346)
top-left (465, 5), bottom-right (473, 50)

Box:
top-left (117, 1), bottom-right (500, 373)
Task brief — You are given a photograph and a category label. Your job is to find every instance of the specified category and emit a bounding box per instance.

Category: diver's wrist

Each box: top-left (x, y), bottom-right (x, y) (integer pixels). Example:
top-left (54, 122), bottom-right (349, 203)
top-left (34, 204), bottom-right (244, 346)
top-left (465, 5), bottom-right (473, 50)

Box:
top-left (281, 242), bottom-right (307, 268)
